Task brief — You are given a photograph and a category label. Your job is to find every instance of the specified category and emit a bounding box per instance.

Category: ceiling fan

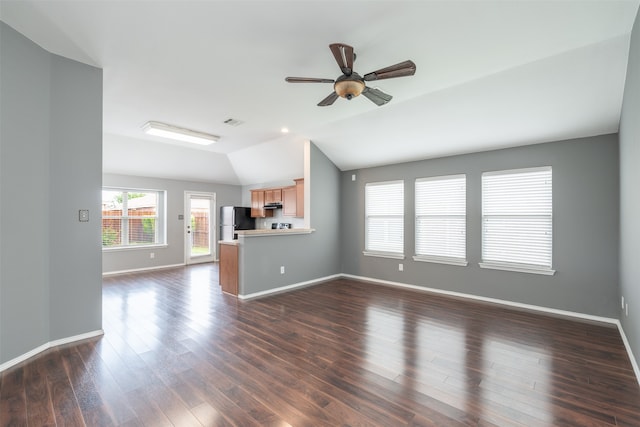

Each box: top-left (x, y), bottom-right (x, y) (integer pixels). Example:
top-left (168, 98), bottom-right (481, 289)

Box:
top-left (285, 43), bottom-right (417, 107)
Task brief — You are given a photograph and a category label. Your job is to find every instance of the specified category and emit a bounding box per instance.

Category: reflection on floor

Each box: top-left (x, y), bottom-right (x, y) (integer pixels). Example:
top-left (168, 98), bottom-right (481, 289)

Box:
top-left (1, 263), bottom-right (639, 426)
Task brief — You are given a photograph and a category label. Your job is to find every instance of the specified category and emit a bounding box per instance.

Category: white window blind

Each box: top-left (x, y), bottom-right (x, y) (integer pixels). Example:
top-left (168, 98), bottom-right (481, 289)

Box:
top-left (365, 180), bottom-right (404, 257)
top-left (414, 174), bottom-right (467, 265)
top-left (481, 167), bottom-right (554, 274)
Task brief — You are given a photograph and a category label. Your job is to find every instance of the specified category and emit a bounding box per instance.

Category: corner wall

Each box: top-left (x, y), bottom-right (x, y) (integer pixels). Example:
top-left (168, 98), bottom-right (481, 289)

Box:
top-left (0, 22), bottom-right (103, 365)
top-left (620, 8), bottom-right (640, 370)
top-left (239, 142), bottom-right (341, 295)
top-left (341, 135), bottom-right (619, 318)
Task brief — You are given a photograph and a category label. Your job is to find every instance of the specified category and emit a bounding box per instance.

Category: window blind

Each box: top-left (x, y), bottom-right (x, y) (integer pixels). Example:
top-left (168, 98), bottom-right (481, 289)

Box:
top-left (415, 174), bottom-right (466, 264)
top-left (481, 167), bottom-right (553, 273)
top-left (365, 180), bottom-right (404, 256)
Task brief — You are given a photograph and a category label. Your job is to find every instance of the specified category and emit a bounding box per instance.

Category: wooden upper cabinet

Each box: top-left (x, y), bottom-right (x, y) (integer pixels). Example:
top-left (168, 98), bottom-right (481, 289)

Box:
top-left (250, 190), bottom-right (272, 218)
top-left (251, 179), bottom-right (303, 218)
top-left (265, 188), bottom-right (282, 204)
top-left (295, 178), bottom-right (304, 218)
top-left (250, 190), bottom-right (263, 217)
top-left (282, 186), bottom-right (297, 216)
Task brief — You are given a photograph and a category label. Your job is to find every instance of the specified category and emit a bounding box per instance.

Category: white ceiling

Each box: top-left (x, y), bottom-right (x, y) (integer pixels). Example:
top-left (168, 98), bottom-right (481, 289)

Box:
top-left (1, 0), bottom-right (638, 185)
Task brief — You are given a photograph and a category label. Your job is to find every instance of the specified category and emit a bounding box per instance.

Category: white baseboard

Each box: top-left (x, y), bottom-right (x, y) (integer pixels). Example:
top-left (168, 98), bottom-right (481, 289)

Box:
top-left (342, 273), bottom-right (640, 385)
top-left (238, 274), bottom-right (342, 300)
top-left (102, 263), bottom-right (185, 277)
top-left (342, 274), bottom-right (619, 324)
top-left (615, 321), bottom-right (640, 387)
top-left (0, 329), bottom-right (104, 373)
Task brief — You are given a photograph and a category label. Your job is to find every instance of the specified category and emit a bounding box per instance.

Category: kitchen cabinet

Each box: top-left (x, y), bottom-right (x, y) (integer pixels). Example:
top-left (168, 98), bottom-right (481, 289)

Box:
top-left (283, 179), bottom-right (304, 217)
top-left (250, 179), bottom-right (303, 218)
top-left (250, 190), bottom-right (273, 218)
top-left (295, 178), bottom-right (304, 218)
top-left (265, 188), bottom-right (282, 204)
top-left (219, 242), bottom-right (238, 295)
top-left (282, 186), bottom-right (297, 216)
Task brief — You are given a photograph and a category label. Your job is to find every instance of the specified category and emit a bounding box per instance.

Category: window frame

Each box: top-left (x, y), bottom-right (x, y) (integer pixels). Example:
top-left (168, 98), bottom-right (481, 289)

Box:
top-left (413, 174), bottom-right (468, 266)
top-left (102, 187), bottom-right (167, 251)
top-left (363, 180), bottom-right (405, 259)
top-left (479, 166), bottom-right (555, 275)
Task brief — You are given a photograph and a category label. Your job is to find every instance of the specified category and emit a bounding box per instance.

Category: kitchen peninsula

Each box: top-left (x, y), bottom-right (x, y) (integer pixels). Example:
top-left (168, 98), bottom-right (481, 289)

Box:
top-left (218, 228), bottom-right (314, 296)
top-left (219, 177), bottom-right (313, 296)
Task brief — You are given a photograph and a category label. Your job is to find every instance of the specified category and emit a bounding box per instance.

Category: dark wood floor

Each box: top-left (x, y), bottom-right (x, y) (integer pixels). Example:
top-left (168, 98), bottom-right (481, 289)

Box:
top-left (2, 264), bottom-right (640, 426)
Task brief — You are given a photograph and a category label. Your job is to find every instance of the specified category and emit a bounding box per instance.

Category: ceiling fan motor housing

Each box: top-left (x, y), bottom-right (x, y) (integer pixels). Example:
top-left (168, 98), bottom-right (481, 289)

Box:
top-left (334, 74), bottom-right (365, 100)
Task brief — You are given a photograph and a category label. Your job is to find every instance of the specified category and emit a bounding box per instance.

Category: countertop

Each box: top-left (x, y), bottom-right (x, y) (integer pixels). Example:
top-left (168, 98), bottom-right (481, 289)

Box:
top-left (236, 228), bottom-right (315, 237)
top-left (218, 240), bottom-right (239, 246)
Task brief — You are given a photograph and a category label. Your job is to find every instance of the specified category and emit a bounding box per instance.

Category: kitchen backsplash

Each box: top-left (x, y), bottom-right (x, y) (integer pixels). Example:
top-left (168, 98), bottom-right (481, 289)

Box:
top-left (255, 209), bottom-right (305, 230)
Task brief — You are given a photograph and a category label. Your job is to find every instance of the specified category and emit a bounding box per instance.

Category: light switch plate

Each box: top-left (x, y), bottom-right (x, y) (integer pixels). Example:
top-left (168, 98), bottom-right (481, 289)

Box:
top-left (79, 209), bottom-right (89, 222)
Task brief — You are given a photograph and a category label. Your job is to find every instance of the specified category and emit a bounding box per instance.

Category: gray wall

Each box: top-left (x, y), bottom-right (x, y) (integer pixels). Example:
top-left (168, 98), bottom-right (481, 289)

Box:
top-left (0, 22), bottom-right (103, 364)
top-left (620, 9), bottom-right (640, 366)
top-left (102, 174), bottom-right (242, 273)
top-left (341, 135), bottom-right (620, 317)
top-left (239, 142), bottom-right (341, 295)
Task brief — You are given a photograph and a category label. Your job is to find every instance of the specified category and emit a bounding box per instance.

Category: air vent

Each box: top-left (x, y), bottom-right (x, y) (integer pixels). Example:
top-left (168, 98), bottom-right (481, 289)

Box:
top-left (223, 118), bottom-right (244, 127)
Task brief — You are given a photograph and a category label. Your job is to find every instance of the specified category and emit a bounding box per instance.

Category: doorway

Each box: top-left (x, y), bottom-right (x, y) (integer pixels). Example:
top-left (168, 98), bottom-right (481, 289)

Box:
top-left (185, 192), bottom-right (216, 264)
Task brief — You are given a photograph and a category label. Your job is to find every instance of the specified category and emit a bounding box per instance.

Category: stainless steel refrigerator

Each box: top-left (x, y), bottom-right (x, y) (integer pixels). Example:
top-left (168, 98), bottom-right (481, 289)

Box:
top-left (220, 206), bottom-right (255, 240)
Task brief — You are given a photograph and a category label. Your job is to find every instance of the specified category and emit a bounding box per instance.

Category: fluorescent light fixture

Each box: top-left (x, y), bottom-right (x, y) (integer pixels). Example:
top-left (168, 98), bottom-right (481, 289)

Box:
top-left (142, 121), bottom-right (219, 145)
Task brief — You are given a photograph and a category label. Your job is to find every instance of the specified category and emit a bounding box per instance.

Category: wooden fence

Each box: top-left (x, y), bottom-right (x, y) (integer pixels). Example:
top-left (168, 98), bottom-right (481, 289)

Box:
top-left (102, 208), bottom-right (210, 248)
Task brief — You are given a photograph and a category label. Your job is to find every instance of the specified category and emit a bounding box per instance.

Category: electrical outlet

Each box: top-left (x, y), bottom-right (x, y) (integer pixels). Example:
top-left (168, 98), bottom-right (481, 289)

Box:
top-left (150, 252), bottom-right (155, 259)
top-left (280, 266), bottom-right (285, 274)
top-left (398, 263), bottom-right (403, 272)
top-left (626, 303), bottom-right (629, 317)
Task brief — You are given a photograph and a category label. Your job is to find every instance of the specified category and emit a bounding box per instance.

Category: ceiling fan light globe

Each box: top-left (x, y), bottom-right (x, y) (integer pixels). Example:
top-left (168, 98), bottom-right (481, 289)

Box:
top-left (334, 79), bottom-right (365, 99)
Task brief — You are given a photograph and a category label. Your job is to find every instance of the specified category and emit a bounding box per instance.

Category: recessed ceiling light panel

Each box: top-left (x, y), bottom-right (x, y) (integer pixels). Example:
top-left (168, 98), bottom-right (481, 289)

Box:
top-left (142, 121), bottom-right (219, 145)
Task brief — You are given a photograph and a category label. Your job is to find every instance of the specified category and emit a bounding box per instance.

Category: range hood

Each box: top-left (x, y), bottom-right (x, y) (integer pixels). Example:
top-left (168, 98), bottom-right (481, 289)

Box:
top-left (264, 202), bottom-right (282, 210)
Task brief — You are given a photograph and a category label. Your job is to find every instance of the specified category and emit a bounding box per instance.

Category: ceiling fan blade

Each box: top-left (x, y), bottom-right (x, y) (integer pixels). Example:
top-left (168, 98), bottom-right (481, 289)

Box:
top-left (362, 87), bottom-right (393, 106)
top-left (363, 60), bottom-right (417, 81)
top-left (318, 92), bottom-right (339, 107)
top-left (285, 77), bottom-right (335, 83)
top-left (329, 43), bottom-right (355, 75)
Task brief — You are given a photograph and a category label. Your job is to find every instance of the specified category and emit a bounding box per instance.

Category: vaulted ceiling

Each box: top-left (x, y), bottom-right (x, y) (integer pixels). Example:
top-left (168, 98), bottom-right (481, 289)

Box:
top-left (1, 1), bottom-right (638, 185)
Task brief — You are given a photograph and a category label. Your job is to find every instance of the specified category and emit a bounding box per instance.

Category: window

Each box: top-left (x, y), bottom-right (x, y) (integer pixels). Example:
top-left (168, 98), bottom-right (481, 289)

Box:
top-left (414, 174), bottom-right (467, 266)
top-left (480, 167), bottom-right (554, 275)
top-left (364, 180), bottom-right (404, 258)
top-left (102, 188), bottom-right (166, 248)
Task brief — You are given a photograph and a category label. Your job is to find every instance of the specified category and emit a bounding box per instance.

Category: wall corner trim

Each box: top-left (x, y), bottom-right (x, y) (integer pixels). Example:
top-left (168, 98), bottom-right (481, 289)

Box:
top-left (0, 329), bottom-right (104, 373)
top-left (615, 321), bottom-right (640, 387)
top-left (238, 274), bottom-right (342, 300)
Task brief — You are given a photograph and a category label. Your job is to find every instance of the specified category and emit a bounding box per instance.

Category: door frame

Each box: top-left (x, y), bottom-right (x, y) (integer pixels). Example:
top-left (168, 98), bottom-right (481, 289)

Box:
top-left (184, 191), bottom-right (217, 265)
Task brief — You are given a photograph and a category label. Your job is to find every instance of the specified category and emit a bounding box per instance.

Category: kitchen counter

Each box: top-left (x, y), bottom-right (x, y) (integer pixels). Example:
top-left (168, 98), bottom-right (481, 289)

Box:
top-left (220, 228), bottom-right (315, 298)
top-left (218, 240), bottom-right (239, 246)
top-left (236, 228), bottom-right (315, 237)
